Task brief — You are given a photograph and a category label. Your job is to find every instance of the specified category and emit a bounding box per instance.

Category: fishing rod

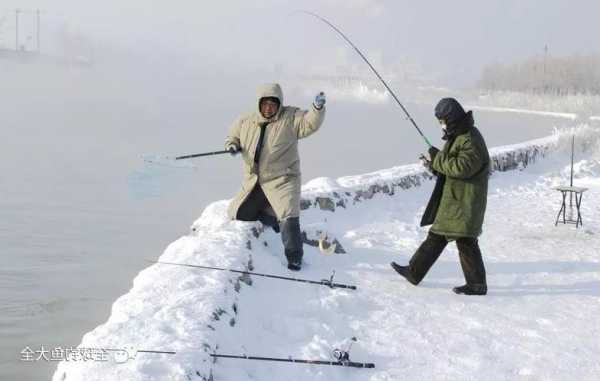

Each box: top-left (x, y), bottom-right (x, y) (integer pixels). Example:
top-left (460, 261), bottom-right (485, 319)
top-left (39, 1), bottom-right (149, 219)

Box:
top-left (211, 337), bottom-right (373, 368)
top-left (102, 347), bottom-right (176, 357)
top-left (210, 353), bottom-right (375, 369)
top-left (149, 260), bottom-right (357, 290)
top-left (175, 150), bottom-right (231, 160)
top-left (297, 10), bottom-right (433, 148)
top-left (140, 149), bottom-right (231, 166)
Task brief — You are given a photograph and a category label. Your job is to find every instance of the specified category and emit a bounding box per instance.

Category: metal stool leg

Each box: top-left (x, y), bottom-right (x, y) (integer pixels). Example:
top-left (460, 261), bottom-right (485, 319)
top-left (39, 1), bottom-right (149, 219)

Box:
top-left (555, 191), bottom-right (567, 226)
top-left (575, 192), bottom-right (583, 228)
top-left (564, 191), bottom-right (568, 224)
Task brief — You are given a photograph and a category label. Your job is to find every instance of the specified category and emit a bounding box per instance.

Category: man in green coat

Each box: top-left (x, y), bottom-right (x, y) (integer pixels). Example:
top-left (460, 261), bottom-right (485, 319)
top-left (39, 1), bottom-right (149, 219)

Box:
top-left (225, 83), bottom-right (326, 271)
top-left (391, 98), bottom-right (490, 295)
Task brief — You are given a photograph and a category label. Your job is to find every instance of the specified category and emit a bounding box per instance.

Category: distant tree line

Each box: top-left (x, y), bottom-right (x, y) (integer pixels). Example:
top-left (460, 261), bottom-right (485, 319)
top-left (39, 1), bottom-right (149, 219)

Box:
top-left (479, 54), bottom-right (600, 95)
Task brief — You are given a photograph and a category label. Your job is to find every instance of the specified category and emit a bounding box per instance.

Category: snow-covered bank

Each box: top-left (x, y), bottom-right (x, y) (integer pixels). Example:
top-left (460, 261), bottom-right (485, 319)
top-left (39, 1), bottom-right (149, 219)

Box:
top-left (53, 125), bottom-right (600, 381)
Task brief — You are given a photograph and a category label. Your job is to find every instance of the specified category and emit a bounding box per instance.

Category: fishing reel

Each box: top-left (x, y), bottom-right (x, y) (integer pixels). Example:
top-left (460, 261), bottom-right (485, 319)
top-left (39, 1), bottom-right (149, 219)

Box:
top-left (331, 337), bottom-right (357, 363)
top-left (332, 348), bottom-right (350, 362)
top-left (321, 270), bottom-right (336, 289)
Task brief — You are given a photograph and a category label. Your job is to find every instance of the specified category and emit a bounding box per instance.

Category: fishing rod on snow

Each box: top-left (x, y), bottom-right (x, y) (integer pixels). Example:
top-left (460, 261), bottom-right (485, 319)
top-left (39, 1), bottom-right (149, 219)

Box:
top-left (211, 337), bottom-right (374, 368)
top-left (210, 353), bottom-right (374, 369)
top-left (295, 10), bottom-right (433, 148)
top-left (148, 260), bottom-right (358, 290)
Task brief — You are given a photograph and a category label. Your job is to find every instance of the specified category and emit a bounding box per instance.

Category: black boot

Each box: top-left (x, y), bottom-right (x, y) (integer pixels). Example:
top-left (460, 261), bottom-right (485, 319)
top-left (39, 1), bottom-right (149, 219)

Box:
top-left (452, 284), bottom-right (487, 295)
top-left (281, 217), bottom-right (303, 271)
top-left (390, 262), bottom-right (418, 285)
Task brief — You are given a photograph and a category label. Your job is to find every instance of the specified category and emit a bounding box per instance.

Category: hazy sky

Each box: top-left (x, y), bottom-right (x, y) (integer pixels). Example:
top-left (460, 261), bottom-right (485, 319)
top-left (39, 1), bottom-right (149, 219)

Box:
top-left (2, 0), bottom-right (600, 86)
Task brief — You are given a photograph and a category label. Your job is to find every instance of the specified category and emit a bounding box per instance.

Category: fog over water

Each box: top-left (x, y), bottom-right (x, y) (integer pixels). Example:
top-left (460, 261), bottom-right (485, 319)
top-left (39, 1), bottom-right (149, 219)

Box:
top-left (3, 1), bottom-right (600, 84)
top-left (1, 1), bottom-right (596, 379)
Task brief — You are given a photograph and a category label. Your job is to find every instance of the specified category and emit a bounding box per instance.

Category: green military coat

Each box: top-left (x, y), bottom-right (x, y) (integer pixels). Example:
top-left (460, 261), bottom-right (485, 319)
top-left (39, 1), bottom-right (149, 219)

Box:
top-left (421, 122), bottom-right (490, 238)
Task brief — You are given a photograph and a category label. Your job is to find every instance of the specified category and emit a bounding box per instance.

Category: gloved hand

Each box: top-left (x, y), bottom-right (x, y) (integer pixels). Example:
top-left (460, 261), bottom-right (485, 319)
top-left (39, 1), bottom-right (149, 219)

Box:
top-left (314, 92), bottom-right (326, 109)
top-left (420, 154), bottom-right (432, 169)
top-left (428, 146), bottom-right (440, 161)
top-left (227, 144), bottom-right (240, 156)
top-left (420, 154), bottom-right (438, 176)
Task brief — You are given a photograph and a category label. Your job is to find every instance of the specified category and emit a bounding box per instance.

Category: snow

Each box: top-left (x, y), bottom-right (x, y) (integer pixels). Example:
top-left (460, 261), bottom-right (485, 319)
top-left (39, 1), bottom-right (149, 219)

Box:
top-left (302, 177), bottom-right (342, 194)
top-left (53, 124), bottom-right (600, 381)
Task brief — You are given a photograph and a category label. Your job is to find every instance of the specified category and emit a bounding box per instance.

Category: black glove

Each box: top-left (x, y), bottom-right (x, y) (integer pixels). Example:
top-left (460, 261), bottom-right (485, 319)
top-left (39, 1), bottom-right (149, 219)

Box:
top-left (428, 146), bottom-right (440, 161)
top-left (419, 153), bottom-right (429, 163)
top-left (420, 154), bottom-right (439, 177)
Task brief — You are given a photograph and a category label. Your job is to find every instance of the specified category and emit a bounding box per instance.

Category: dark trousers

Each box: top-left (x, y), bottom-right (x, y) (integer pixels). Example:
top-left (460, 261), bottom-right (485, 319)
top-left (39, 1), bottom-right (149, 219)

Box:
top-left (236, 185), bottom-right (303, 265)
top-left (409, 232), bottom-right (487, 286)
top-left (236, 185), bottom-right (278, 227)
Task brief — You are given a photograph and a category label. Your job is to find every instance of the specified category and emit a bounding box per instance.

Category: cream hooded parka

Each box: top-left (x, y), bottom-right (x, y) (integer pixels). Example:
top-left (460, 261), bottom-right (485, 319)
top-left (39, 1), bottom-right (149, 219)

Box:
top-left (225, 83), bottom-right (326, 220)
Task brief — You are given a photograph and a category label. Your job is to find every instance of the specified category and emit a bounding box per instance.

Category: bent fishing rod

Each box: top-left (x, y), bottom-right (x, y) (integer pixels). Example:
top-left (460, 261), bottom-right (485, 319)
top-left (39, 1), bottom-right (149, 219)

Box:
top-left (297, 10), bottom-right (433, 148)
top-left (148, 260), bottom-right (357, 290)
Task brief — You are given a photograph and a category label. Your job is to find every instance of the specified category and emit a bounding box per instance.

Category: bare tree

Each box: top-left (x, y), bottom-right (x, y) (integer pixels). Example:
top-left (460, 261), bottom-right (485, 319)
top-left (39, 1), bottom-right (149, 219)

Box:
top-left (479, 54), bottom-right (600, 95)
